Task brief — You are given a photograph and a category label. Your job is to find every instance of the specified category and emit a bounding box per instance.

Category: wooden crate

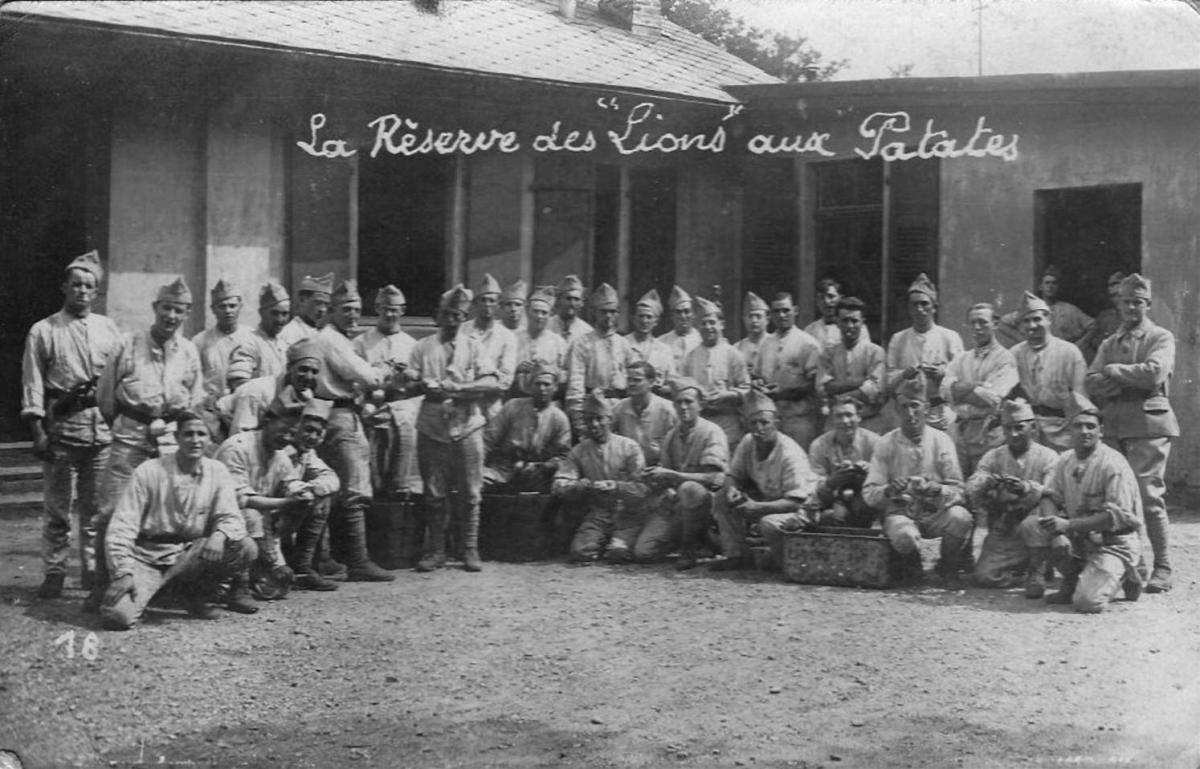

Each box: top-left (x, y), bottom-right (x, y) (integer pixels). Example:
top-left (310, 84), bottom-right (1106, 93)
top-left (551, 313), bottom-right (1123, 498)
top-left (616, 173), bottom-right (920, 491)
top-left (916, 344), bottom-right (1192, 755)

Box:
top-left (782, 526), bottom-right (897, 589)
top-left (479, 493), bottom-right (562, 562)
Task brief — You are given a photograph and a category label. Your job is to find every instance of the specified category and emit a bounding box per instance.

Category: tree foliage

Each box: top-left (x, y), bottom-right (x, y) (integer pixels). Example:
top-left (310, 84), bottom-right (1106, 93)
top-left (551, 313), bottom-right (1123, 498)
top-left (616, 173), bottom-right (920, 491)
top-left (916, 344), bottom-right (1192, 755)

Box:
top-left (660, 0), bottom-right (847, 82)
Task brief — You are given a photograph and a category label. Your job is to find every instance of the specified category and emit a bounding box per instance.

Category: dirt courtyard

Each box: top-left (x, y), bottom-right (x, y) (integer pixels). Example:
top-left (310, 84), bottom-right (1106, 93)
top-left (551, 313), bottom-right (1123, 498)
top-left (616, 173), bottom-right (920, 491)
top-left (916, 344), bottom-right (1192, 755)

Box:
top-left (2, 500), bottom-right (1199, 769)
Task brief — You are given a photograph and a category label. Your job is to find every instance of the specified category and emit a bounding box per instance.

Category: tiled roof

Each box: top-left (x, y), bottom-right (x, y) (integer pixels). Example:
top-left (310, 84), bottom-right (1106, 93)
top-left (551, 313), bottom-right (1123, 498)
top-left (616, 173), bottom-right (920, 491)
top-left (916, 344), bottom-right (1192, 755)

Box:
top-left (0, 0), bottom-right (778, 102)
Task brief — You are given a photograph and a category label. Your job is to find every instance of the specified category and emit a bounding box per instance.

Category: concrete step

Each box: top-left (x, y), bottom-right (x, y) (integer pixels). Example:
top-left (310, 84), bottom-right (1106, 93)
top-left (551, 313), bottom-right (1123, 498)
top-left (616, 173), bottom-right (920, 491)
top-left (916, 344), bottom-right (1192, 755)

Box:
top-left (0, 490), bottom-right (41, 517)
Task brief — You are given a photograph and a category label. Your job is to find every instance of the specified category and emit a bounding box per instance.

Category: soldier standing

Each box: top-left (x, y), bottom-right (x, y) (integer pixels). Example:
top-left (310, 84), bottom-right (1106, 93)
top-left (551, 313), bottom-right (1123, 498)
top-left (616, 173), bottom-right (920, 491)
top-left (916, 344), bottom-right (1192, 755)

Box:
top-left (277, 272), bottom-right (333, 348)
top-left (227, 281), bottom-right (292, 387)
top-left (760, 292), bottom-right (823, 449)
top-left (514, 285), bottom-right (568, 397)
top-left (1010, 291), bottom-right (1088, 451)
top-left (1085, 274), bottom-right (1178, 594)
top-left (657, 285), bottom-right (700, 370)
top-left (625, 289), bottom-right (676, 391)
top-left (548, 274), bottom-right (593, 347)
top-left (192, 279), bottom-right (254, 443)
top-left (460, 273), bottom-right (517, 422)
top-left (21, 250), bottom-right (122, 598)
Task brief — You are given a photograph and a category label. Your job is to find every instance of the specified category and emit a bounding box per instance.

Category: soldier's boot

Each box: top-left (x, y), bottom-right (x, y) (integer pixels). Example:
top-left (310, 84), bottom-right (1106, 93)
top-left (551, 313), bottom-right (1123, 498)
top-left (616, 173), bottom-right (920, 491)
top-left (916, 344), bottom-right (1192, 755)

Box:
top-left (341, 503), bottom-right (395, 582)
top-left (396, 498), bottom-right (423, 570)
top-left (937, 534), bottom-right (967, 585)
top-left (225, 571), bottom-right (259, 614)
top-left (317, 528), bottom-right (347, 579)
top-left (416, 511), bottom-right (447, 572)
top-left (461, 502), bottom-right (483, 573)
top-left (81, 527), bottom-right (108, 614)
top-left (1024, 548), bottom-right (1048, 599)
top-left (38, 572), bottom-right (65, 599)
top-left (292, 502), bottom-right (338, 591)
top-left (1045, 569), bottom-right (1079, 605)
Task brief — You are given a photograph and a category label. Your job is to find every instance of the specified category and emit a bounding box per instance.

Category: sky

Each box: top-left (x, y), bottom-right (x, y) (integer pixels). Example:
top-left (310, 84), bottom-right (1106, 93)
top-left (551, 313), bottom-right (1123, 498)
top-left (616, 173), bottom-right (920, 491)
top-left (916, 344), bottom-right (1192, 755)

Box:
top-left (726, 0), bottom-right (1200, 80)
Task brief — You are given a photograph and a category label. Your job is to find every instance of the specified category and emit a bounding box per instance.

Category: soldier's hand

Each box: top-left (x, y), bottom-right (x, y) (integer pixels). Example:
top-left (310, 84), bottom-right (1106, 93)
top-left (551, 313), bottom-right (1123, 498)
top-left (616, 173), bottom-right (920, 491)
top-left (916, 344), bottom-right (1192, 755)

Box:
top-left (592, 480), bottom-right (617, 494)
top-left (1038, 516), bottom-right (1070, 536)
top-left (200, 532), bottom-right (227, 564)
top-left (31, 431), bottom-right (51, 462)
top-left (888, 477), bottom-right (909, 496)
top-left (103, 574), bottom-right (136, 608)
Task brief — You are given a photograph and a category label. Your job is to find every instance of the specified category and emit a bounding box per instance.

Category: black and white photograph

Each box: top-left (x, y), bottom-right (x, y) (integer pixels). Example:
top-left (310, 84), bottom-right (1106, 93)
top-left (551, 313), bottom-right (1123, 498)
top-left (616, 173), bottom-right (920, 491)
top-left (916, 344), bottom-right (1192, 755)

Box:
top-left (1, 0), bottom-right (1198, 766)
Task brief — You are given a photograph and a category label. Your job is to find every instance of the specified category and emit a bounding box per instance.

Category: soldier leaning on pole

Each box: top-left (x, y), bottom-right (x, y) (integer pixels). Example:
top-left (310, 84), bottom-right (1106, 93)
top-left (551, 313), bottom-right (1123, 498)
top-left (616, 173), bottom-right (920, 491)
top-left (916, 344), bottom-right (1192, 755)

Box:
top-left (84, 276), bottom-right (206, 613)
top-left (408, 284), bottom-right (499, 573)
top-left (21, 250), bottom-right (122, 599)
top-left (1084, 273), bottom-right (1179, 594)
top-left (308, 279), bottom-right (397, 582)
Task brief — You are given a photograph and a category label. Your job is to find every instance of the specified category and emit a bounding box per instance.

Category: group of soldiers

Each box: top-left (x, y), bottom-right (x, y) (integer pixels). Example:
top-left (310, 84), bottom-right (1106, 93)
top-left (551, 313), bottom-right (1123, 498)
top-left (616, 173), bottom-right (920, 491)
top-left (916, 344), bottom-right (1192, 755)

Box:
top-left (22, 249), bottom-right (1177, 629)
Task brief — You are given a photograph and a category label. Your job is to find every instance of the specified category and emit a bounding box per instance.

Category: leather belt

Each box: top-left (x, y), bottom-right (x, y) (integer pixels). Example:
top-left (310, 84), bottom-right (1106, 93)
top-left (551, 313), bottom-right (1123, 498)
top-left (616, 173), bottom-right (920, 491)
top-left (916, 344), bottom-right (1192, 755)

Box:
top-left (330, 398), bottom-right (357, 410)
top-left (1032, 405), bottom-right (1065, 418)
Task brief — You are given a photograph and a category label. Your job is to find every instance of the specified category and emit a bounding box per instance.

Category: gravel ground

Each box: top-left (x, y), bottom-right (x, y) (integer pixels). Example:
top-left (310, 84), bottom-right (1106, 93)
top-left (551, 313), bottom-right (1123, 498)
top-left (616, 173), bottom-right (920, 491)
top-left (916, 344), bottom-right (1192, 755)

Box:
top-left (1, 499), bottom-right (1199, 769)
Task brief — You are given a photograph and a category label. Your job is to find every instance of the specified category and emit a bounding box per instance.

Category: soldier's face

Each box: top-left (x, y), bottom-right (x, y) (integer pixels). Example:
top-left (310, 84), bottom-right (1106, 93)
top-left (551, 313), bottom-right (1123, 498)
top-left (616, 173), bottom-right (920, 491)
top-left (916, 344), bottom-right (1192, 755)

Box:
top-left (584, 412), bottom-right (611, 442)
top-left (1040, 275), bottom-right (1059, 301)
top-left (475, 293), bottom-right (499, 322)
top-left (299, 293), bottom-right (330, 324)
top-left (260, 302), bottom-right (291, 335)
top-left (1070, 414), bottom-right (1102, 452)
top-left (175, 419), bottom-right (210, 459)
top-left (1005, 419), bottom-right (1034, 453)
top-left (62, 269), bottom-right (98, 315)
top-left (527, 303), bottom-right (550, 332)
top-left (332, 301), bottom-right (361, 332)
top-left (627, 369), bottom-right (651, 397)
top-left (1118, 295), bottom-right (1149, 327)
top-left (212, 297), bottom-right (243, 331)
top-left (837, 309), bottom-right (864, 345)
top-left (748, 413), bottom-right (778, 445)
top-left (557, 293), bottom-right (582, 319)
top-left (264, 416), bottom-right (298, 451)
top-left (438, 308), bottom-right (466, 332)
top-left (289, 359), bottom-right (321, 392)
top-left (674, 390), bottom-right (701, 425)
top-left (502, 300), bottom-right (524, 326)
top-left (744, 310), bottom-right (766, 336)
top-left (595, 307), bottom-right (619, 332)
top-left (699, 314), bottom-right (723, 344)
top-left (907, 295), bottom-right (935, 329)
top-left (296, 417), bottom-right (327, 450)
top-left (832, 402), bottom-right (861, 435)
top-left (1022, 311), bottom-right (1049, 344)
top-left (967, 308), bottom-right (996, 347)
top-left (530, 375), bottom-right (556, 407)
top-left (673, 305), bottom-right (694, 333)
top-left (819, 285), bottom-right (841, 317)
top-left (634, 308), bottom-right (659, 335)
top-left (377, 300), bottom-right (406, 333)
top-left (898, 396), bottom-right (927, 431)
top-left (770, 300), bottom-right (794, 331)
top-left (152, 300), bottom-right (190, 336)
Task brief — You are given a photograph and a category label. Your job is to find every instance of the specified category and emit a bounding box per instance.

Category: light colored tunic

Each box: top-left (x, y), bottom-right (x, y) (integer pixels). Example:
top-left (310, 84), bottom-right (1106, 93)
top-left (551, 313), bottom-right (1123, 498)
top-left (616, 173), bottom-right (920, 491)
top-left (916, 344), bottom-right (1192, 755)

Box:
top-left (657, 328), bottom-right (701, 370)
top-left (1086, 318), bottom-right (1179, 439)
top-left (311, 324), bottom-right (386, 401)
top-left (1010, 337), bottom-right (1087, 449)
top-left (1048, 300), bottom-right (1094, 344)
top-left (228, 375), bottom-right (283, 434)
top-left (759, 326), bottom-right (822, 418)
top-left (214, 430), bottom-right (298, 509)
top-left (661, 417), bottom-right (729, 474)
top-left (884, 324), bottom-right (964, 395)
top-left (966, 441), bottom-right (1059, 516)
top-left (460, 321), bottom-right (517, 419)
top-left (612, 394), bottom-right (678, 466)
top-left (729, 432), bottom-right (816, 502)
top-left (277, 315), bottom-right (320, 348)
top-left (106, 454), bottom-right (247, 578)
top-left (548, 316), bottom-right (593, 348)
top-left (22, 309), bottom-right (122, 445)
top-left (1044, 443), bottom-right (1142, 569)
top-left (863, 427), bottom-right (964, 515)
top-left (229, 326), bottom-right (289, 381)
top-left (515, 328), bottom-right (569, 393)
top-left (191, 325), bottom-right (255, 402)
top-left (626, 332), bottom-right (678, 383)
top-left (565, 329), bottom-right (636, 408)
top-left (943, 341), bottom-right (1019, 456)
top-left (410, 332), bottom-right (495, 442)
top-left (354, 326), bottom-right (417, 371)
top-left (554, 433), bottom-right (646, 489)
top-left (817, 336), bottom-right (886, 417)
top-left (808, 428), bottom-right (879, 481)
top-left (97, 330), bottom-right (205, 452)
top-left (734, 336), bottom-right (765, 381)
top-left (804, 318), bottom-right (842, 349)
top-left (681, 339), bottom-right (751, 441)
top-left (484, 398), bottom-right (572, 476)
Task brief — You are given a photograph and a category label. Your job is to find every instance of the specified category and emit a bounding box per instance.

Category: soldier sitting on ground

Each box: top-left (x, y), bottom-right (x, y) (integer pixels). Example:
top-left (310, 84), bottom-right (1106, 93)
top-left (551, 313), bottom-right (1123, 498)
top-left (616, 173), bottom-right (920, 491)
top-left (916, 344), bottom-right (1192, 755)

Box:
top-left (100, 412), bottom-right (257, 630)
top-left (553, 390), bottom-right (648, 564)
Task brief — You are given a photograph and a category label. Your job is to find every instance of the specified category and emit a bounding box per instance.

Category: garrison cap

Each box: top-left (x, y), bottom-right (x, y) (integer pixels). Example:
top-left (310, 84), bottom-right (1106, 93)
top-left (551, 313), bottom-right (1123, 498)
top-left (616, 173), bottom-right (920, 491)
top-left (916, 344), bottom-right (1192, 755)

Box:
top-left (209, 279), bottom-right (240, 303)
top-left (907, 273), bottom-right (937, 302)
top-left (668, 285), bottom-right (693, 311)
top-left (669, 375), bottom-right (703, 400)
top-left (742, 388), bottom-right (776, 418)
top-left (528, 285), bottom-right (556, 309)
top-left (65, 249), bottom-right (103, 282)
top-left (439, 284), bottom-right (473, 313)
top-left (743, 291), bottom-right (768, 314)
top-left (1019, 290), bottom-right (1051, 318)
top-left (287, 339), bottom-right (321, 365)
top-left (694, 296), bottom-right (721, 319)
top-left (1000, 397), bottom-right (1035, 425)
top-left (1118, 273), bottom-right (1151, 300)
top-left (259, 281), bottom-right (290, 310)
top-left (299, 272), bottom-right (335, 296)
top-left (1067, 392), bottom-right (1101, 423)
top-left (300, 398), bottom-right (334, 423)
top-left (636, 289), bottom-right (663, 315)
top-left (156, 276), bottom-right (193, 305)
top-left (557, 274), bottom-right (585, 298)
top-left (476, 273), bottom-right (501, 297)
top-left (375, 284), bottom-right (406, 306)
top-left (331, 279), bottom-right (361, 306)
top-left (893, 375), bottom-right (927, 404)
top-left (591, 283), bottom-right (619, 310)
top-left (582, 388), bottom-right (613, 417)
top-left (501, 280), bottom-right (528, 304)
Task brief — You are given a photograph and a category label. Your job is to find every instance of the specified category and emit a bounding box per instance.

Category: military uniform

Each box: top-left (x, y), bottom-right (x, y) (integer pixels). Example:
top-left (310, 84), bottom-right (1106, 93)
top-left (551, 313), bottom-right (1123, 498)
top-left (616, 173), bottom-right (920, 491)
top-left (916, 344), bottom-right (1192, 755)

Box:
top-left (611, 393), bottom-right (678, 466)
top-left (460, 274), bottom-right (517, 422)
top-left (514, 285), bottom-right (569, 396)
top-left (943, 338), bottom-right (1019, 475)
top-left (759, 324), bottom-right (822, 449)
top-left (277, 272), bottom-right (333, 348)
top-left (626, 289), bottom-right (677, 390)
top-left (1010, 292), bottom-right (1087, 450)
top-left (21, 250), bottom-right (122, 593)
top-left (681, 297), bottom-right (751, 449)
top-left (816, 332), bottom-right (887, 434)
top-left (227, 282), bottom-right (292, 384)
top-left (565, 283), bottom-right (635, 428)
top-left (483, 393), bottom-right (572, 493)
top-left (547, 274), bottom-right (593, 347)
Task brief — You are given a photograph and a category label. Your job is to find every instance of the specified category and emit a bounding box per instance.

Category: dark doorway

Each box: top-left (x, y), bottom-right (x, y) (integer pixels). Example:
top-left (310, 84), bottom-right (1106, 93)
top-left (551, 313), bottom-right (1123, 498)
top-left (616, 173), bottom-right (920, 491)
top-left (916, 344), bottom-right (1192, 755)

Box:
top-left (628, 166), bottom-right (677, 319)
top-left (357, 155), bottom-right (450, 318)
top-left (1035, 184), bottom-right (1142, 316)
top-left (742, 158), bottom-right (798, 329)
